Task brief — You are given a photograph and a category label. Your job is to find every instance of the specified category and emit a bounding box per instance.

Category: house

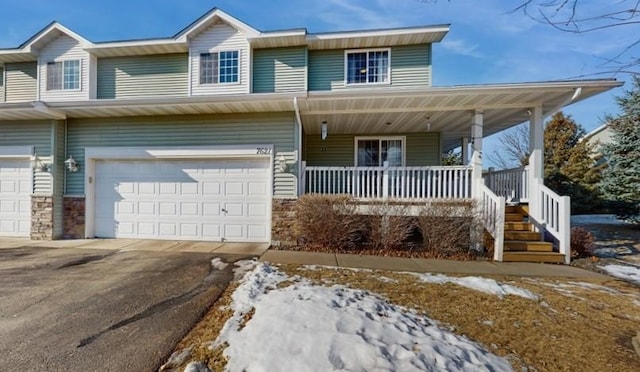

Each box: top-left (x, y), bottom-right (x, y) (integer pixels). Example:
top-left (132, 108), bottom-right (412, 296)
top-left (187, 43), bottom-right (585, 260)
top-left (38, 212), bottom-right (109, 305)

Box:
top-left (582, 123), bottom-right (614, 161)
top-left (0, 8), bottom-right (622, 263)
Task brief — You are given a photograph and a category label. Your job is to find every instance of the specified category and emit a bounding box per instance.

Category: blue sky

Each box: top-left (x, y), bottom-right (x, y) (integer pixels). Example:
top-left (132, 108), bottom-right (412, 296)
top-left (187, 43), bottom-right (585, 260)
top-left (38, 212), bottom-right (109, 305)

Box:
top-left (0, 0), bottom-right (632, 134)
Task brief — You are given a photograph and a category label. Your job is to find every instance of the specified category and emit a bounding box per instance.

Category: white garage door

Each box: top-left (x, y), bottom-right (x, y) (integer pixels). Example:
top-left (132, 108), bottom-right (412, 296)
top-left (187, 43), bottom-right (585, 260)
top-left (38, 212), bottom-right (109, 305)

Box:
top-left (94, 158), bottom-right (271, 242)
top-left (0, 159), bottom-right (31, 237)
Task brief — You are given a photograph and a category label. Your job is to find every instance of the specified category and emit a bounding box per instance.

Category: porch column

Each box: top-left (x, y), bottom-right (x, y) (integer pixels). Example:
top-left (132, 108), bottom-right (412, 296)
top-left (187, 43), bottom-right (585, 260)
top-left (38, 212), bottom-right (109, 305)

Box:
top-left (470, 110), bottom-right (483, 198)
top-left (461, 137), bottom-right (469, 165)
top-left (528, 105), bottom-right (544, 220)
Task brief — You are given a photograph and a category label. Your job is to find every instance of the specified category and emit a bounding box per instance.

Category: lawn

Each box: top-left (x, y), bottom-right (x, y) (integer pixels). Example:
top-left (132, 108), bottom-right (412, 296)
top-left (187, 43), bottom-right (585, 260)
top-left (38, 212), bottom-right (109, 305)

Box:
top-left (162, 260), bottom-right (640, 372)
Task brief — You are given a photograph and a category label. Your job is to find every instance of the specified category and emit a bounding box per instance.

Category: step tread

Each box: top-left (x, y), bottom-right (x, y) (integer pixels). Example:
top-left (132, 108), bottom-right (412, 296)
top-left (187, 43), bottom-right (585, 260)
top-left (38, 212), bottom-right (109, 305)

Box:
top-left (503, 251), bottom-right (565, 263)
top-left (503, 231), bottom-right (540, 240)
top-left (504, 240), bottom-right (553, 252)
top-left (504, 222), bottom-right (533, 231)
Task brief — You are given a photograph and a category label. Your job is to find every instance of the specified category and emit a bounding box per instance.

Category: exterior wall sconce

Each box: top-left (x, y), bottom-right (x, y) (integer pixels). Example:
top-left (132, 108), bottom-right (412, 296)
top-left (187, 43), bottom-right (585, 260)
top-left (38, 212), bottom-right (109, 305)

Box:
top-left (321, 121), bottom-right (328, 140)
top-left (64, 155), bottom-right (79, 173)
top-left (31, 155), bottom-right (51, 173)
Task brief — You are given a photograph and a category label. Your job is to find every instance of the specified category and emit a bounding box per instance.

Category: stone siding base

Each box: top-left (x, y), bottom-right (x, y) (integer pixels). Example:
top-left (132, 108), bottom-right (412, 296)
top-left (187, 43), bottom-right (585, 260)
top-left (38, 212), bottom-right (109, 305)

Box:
top-left (63, 196), bottom-right (86, 239)
top-left (271, 198), bottom-right (297, 246)
top-left (31, 196), bottom-right (54, 240)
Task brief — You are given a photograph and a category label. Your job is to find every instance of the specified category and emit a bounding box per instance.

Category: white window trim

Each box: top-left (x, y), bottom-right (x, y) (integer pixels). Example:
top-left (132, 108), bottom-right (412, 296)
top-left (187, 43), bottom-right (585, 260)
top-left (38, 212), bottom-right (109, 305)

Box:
top-left (198, 49), bottom-right (241, 86)
top-left (46, 59), bottom-right (82, 92)
top-left (354, 136), bottom-right (406, 167)
top-left (344, 48), bottom-right (391, 87)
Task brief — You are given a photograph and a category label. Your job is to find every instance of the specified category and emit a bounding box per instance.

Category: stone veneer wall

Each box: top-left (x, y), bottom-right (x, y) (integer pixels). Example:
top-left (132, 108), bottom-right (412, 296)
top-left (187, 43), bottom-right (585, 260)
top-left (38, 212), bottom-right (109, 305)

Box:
top-left (63, 196), bottom-right (85, 239)
top-left (271, 198), bottom-right (297, 246)
top-left (31, 196), bottom-right (54, 240)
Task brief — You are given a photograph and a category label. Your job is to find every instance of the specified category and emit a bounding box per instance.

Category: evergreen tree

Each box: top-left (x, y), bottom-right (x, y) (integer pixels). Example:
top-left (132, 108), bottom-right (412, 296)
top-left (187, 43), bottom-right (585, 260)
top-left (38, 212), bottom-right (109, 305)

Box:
top-left (543, 112), bottom-right (604, 213)
top-left (601, 77), bottom-right (640, 221)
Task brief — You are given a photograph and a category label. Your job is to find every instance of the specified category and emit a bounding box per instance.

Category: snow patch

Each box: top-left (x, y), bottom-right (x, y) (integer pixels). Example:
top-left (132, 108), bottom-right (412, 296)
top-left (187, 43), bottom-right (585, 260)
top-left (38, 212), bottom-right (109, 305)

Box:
top-left (376, 275), bottom-right (398, 283)
top-left (213, 263), bottom-right (513, 372)
top-left (416, 273), bottom-right (538, 300)
top-left (183, 361), bottom-right (211, 372)
top-left (210, 258), bottom-right (228, 271)
top-left (602, 264), bottom-right (640, 285)
top-left (232, 259), bottom-right (259, 280)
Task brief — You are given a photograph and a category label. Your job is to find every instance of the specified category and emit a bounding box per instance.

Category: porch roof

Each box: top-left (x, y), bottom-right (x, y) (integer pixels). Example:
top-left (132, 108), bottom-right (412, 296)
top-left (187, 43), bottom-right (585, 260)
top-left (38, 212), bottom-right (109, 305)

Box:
top-left (0, 79), bottom-right (621, 150)
top-left (298, 79), bottom-right (623, 151)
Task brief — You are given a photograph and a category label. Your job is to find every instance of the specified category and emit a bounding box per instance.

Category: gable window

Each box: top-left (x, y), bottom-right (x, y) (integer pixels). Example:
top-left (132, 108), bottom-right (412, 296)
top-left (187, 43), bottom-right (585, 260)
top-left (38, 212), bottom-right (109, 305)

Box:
top-left (200, 50), bottom-right (239, 85)
top-left (346, 49), bottom-right (390, 85)
top-left (47, 60), bottom-right (80, 91)
top-left (355, 137), bottom-right (404, 166)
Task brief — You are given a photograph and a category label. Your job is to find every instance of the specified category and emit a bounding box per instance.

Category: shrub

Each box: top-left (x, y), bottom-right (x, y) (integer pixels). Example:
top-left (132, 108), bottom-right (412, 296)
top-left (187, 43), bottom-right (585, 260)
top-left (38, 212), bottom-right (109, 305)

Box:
top-left (364, 203), bottom-right (416, 251)
top-left (416, 200), bottom-right (482, 257)
top-left (571, 226), bottom-right (595, 258)
top-left (295, 194), bottom-right (366, 250)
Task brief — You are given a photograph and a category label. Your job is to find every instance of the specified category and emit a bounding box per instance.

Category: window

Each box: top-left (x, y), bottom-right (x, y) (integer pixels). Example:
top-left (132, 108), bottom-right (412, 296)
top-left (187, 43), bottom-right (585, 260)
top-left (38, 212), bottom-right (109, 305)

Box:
top-left (47, 60), bottom-right (80, 91)
top-left (356, 138), bottom-right (404, 166)
top-left (200, 50), bottom-right (239, 84)
top-left (346, 49), bottom-right (389, 85)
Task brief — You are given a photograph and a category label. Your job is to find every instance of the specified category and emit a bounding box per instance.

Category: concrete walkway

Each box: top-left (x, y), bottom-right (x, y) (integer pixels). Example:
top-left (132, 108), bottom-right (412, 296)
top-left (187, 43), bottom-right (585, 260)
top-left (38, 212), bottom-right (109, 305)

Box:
top-left (0, 238), bottom-right (269, 256)
top-left (260, 250), bottom-right (610, 279)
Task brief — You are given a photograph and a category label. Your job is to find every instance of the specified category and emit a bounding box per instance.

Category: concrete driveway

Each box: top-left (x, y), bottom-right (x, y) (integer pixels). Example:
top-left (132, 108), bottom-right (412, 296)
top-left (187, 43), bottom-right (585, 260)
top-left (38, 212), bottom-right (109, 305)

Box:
top-left (0, 239), bottom-right (263, 371)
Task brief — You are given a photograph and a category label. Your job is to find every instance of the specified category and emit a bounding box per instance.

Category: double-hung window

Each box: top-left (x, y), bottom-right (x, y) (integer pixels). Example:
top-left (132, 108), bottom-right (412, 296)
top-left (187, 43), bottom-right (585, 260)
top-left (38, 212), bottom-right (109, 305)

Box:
top-left (356, 137), bottom-right (404, 166)
top-left (200, 50), bottom-right (239, 85)
top-left (346, 49), bottom-right (390, 85)
top-left (47, 60), bottom-right (80, 91)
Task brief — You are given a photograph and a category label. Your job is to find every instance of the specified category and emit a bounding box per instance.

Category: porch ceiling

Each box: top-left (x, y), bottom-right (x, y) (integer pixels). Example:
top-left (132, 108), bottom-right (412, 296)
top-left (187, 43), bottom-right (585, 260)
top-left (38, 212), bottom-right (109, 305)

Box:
top-left (298, 80), bottom-right (623, 151)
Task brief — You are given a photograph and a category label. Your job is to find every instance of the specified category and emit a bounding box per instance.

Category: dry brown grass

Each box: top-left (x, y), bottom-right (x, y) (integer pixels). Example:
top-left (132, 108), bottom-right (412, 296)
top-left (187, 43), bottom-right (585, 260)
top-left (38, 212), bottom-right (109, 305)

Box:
top-left (161, 283), bottom-right (238, 371)
top-left (280, 265), bottom-right (640, 372)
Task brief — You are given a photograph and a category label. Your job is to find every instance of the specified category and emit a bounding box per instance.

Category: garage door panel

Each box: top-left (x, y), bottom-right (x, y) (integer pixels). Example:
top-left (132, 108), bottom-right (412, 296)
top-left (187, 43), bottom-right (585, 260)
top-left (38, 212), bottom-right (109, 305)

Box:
top-left (95, 158), bottom-right (270, 242)
top-left (0, 158), bottom-right (31, 237)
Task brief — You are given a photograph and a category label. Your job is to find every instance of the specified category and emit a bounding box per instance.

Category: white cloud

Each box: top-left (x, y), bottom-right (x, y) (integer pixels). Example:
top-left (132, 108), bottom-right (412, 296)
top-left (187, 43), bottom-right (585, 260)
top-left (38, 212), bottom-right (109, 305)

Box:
top-left (442, 39), bottom-right (483, 58)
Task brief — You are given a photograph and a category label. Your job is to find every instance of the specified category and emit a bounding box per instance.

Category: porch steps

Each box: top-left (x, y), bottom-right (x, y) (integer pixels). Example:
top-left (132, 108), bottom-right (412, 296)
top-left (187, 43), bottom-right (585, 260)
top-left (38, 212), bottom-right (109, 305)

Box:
top-left (501, 205), bottom-right (565, 264)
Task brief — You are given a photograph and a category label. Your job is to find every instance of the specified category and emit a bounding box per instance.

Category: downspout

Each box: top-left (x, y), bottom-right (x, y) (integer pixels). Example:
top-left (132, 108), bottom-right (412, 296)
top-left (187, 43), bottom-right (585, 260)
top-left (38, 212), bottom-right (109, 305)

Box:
top-left (293, 97), bottom-right (303, 196)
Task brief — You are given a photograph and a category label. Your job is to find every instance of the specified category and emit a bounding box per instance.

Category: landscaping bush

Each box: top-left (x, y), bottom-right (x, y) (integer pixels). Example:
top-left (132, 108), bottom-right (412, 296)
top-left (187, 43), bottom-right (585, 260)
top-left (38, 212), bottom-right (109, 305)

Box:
top-left (571, 226), bottom-right (595, 258)
top-left (416, 200), bottom-right (482, 258)
top-left (295, 194), bottom-right (366, 250)
top-left (364, 203), bottom-right (416, 251)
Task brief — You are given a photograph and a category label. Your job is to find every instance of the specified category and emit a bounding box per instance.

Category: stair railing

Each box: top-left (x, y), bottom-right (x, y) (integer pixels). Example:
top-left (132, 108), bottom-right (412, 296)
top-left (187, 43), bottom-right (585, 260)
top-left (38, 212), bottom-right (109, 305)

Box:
top-left (480, 185), bottom-right (506, 261)
top-left (529, 182), bottom-right (571, 264)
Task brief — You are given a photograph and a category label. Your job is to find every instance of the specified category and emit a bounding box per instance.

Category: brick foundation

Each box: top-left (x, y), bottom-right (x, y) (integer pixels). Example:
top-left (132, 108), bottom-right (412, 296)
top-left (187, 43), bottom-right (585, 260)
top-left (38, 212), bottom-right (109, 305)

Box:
top-left (271, 198), bottom-right (297, 246)
top-left (63, 196), bottom-right (85, 239)
top-left (31, 196), bottom-right (54, 240)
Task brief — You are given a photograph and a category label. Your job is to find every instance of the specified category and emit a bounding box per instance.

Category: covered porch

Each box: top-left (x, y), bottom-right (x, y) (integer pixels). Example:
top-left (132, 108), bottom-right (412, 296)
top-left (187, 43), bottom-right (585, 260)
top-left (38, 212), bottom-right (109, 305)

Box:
top-left (294, 80), bottom-right (622, 263)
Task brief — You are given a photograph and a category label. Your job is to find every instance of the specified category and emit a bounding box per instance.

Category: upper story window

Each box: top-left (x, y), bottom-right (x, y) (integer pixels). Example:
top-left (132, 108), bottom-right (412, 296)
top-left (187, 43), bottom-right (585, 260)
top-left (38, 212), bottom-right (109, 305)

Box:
top-left (346, 49), bottom-right (390, 85)
top-left (200, 50), bottom-right (239, 85)
top-left (47, 60), bottom-right (80, 91)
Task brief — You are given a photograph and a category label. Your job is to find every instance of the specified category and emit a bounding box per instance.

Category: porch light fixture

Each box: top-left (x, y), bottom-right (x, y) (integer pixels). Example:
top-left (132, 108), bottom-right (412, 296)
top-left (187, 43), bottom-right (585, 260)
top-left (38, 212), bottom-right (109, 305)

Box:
top-left (425, 116), bottom-right (432, 131)
top-left (31, 155), bottom-right (51, 173)
top-left (64, 155), bottom-right (79, 173)
top-left (321, 121), bottom-right (328, 140)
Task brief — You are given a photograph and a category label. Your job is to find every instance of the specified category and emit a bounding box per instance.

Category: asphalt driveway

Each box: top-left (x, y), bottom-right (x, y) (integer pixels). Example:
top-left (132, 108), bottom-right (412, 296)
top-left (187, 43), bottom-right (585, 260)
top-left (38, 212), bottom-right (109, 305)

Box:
top-left (0, 243), bottom-right (250, 371)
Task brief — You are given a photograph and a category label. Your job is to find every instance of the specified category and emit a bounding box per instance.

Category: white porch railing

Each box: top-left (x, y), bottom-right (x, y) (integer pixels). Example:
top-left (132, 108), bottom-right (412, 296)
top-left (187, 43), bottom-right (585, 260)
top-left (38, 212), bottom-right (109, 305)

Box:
top-left (531, 183), bottom-right (571, 264)
top-left (480, 185), bottom-right (505, 261)
top-left (304, 165), bottom-right (473, 199)
top-left (484, 166), bottom-right (529, 203)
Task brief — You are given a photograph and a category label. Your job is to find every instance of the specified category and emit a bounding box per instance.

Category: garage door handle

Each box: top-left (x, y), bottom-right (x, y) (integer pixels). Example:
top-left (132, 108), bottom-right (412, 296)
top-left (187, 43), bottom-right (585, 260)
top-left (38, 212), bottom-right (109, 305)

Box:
top-left (221, 208), bottom-right (228, 213)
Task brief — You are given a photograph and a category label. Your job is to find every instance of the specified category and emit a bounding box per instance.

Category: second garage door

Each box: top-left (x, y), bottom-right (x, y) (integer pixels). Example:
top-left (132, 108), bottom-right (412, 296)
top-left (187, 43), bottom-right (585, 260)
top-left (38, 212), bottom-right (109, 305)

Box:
top-left (94, 158), bottom-right (271, 242)
top-left (0, 159), bottom-right (31, 237)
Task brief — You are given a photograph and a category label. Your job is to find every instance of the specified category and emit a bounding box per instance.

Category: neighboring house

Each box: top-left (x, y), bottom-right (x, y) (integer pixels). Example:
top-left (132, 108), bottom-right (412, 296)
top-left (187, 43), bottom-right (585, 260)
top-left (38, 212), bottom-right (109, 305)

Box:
top-left (582, 123), bottom-right (614, 161)
top-left (0, 8), bottom-right (622, 263)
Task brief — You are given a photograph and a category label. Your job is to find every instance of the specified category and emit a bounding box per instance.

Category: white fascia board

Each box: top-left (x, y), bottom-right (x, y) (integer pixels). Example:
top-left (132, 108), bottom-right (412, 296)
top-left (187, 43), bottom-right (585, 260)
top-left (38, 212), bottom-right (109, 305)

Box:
top-left (85, 145), bottom-right (274, 160)
top-left (27, 22), bottom-right (93, 49)
top-left (86, 39), bottom-right (188, 53)
top-left (307, 25), bottom-right (450, 42)
top-left (175, 9), bottom-right (260, 42)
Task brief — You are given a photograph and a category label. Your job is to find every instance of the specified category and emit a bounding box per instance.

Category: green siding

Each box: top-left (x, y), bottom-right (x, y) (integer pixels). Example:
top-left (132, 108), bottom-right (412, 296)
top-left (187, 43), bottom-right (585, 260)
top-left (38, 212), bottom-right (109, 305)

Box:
top-left (4, 62), bottom-right (37, 102)
top-left (391, 44), bottom-right (431, 87)
top-left (0, 67), bottom-right (4, 102)
top-left (253, 47), bottom-right (307, 93)
top-left (52, 121), bottom-right (65, 238)
top-left (308, 50), bottom-right (344, 91)
top-left (0, 120), bottom-right (53, 194)
top-left (308, 45), bottom-right (432, 91)
top-left (97, 53), bottom-right (188, 99)
top-left (304, 132), bottom-right (441, 166)
top-left (66, 113), bottom-right (297, 197)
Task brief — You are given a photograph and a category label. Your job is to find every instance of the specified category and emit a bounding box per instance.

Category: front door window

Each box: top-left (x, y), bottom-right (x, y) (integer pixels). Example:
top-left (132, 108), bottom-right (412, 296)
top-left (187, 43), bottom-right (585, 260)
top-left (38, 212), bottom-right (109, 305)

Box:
top-left (356, 138), bottom-right (404, 166)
